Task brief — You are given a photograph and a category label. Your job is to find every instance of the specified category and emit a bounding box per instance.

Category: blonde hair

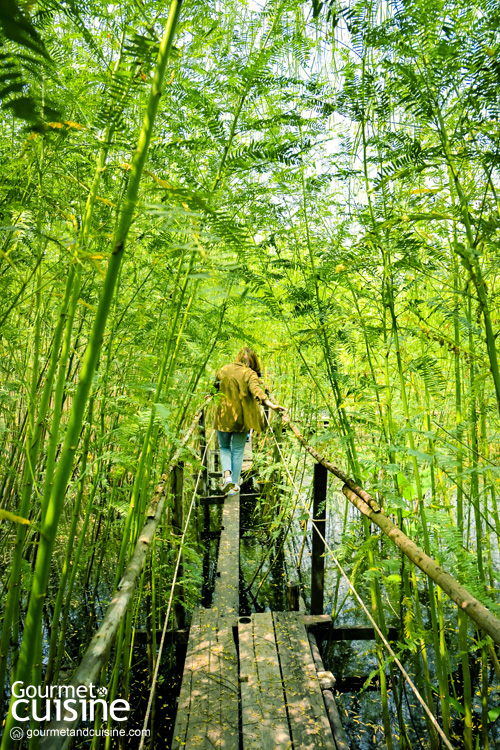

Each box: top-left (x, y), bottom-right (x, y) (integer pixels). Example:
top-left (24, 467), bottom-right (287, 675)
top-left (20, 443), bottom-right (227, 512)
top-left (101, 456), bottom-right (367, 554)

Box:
top-left (235, 347), bottom-right (261, 377)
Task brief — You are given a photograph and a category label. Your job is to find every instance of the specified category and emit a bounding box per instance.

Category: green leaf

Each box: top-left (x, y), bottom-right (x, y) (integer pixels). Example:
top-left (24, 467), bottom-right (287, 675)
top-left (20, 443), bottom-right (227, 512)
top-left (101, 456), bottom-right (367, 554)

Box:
top-left (446, 696), bottom-right (464, 716)
top-left (384, 574), bottom-right (402, 585)
top-left (488, 706), bottom-right (500, 723)
top-left (397, 471), bottom-right (415, 500)
top-left (0, 0), bottom-right (52, 59)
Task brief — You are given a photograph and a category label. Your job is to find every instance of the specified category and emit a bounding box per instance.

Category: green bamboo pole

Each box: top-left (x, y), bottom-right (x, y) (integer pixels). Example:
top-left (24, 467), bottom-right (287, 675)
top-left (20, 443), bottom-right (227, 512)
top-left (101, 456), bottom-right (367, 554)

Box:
top-left (169, 299), bottom-right (228, 435)
top-left (481, 645), bottom-right (489, 750)
top-left (2, 3), bottom-right (183, 744)
top-left (480, 396), bottom-right (496, 589)
top-left (299, 160), bottom-right (360, 480)
top-left (0, 266), bottom-right (76, 708)
top-left (384, 255), bottom-right (451, 737)
top-left (480, 405), bottom-right (500, 559)
top-left (41, 268), bottom-right (83, 525)
top-left (148, 540), bottom-right (157, 744)
top-left (43, 392), bottom-right (95, 686)
top-left (448, 202), bottom-right (475, 750)
top-left (28, 631), bottom-right (43, 750)
top-left (364, 519), bottom-right (394, 750)
top-left (380, 234), bottom-right (447, 739)
top-left (133, 278), bottom-right (198, 537)
top-left (466, 294), bottom-right (485, 588)
top-left (382, 301), bottom-right (417, 749)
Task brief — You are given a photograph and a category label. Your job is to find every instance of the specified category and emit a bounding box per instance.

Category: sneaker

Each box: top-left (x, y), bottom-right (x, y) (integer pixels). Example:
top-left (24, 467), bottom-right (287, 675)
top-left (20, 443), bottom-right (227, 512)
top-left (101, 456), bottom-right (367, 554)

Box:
top-left (222, 474), bottom-right (235, 494)
top-left (227, 484), bottom-right (240, 496)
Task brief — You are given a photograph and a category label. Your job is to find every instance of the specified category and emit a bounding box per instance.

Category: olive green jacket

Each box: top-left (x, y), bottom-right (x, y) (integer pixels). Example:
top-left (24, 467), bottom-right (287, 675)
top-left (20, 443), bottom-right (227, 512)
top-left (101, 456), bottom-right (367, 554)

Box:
top-left (214, 362), bottom-right (267, 433)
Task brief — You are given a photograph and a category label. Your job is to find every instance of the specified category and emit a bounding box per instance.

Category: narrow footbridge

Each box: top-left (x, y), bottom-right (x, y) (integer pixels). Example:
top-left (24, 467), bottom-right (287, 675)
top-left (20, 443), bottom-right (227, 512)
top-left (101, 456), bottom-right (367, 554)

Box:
top-left (171, 489), bottom-right (349, 750)
top-left (39, 402), bottom-right (500, 750)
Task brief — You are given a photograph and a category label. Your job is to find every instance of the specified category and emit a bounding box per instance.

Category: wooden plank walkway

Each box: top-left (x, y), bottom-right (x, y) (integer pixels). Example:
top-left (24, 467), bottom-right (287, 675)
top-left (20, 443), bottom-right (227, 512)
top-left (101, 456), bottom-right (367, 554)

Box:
top-left (274, 612), bottom-right (335, 750)
top-left (239, 611), bottom-right (290, 749)
top-left (239, 611), bottom-right (336, 750)
top-left (212, 492), bottom-right (239, 617)
top-left (171, 607), bottom-right (239, 750)
top-left (172, 484), bottom-right (348, 750)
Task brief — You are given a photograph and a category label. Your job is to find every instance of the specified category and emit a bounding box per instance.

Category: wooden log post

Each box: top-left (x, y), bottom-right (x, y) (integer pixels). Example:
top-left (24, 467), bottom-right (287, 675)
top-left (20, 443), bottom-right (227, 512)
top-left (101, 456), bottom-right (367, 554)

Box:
top-left (172, 463), bottom-right (185, 630)
top-left (311, 462), bottom-right (327, 616)
top-left (307, 631), bottom-right (350, 750)
top-left (199, 408), bottom-right (208, 495)
top-left (200, 411), bottom-right (211, 606)
top-left (287, 581), bottom-right (300, 611)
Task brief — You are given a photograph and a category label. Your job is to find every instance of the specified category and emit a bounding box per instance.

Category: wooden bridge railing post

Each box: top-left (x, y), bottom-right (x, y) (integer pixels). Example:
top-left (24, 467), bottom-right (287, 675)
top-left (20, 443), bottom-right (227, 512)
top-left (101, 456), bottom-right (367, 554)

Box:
top-left (286, 581), bottom-right (300, 611)
top-left (311, 462), bottom-right (327, 615)
top-left (199, 410), bottom-right (212, 606)
top-left (172, 462), bottom-right (185, 630)
top-left (199, 409), bottom-right (208, 495)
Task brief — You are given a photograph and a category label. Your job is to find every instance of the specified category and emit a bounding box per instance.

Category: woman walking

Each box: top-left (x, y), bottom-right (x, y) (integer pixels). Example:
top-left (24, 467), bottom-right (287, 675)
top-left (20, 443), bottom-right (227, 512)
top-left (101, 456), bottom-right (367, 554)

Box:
top-left (214, 347), bottom-right (284, 495)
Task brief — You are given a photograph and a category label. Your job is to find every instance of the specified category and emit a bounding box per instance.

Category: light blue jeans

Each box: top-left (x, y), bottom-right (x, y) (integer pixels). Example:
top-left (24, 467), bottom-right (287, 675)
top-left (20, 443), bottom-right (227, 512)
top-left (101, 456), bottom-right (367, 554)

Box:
top-left (217, 430), bottom-right (248, 486)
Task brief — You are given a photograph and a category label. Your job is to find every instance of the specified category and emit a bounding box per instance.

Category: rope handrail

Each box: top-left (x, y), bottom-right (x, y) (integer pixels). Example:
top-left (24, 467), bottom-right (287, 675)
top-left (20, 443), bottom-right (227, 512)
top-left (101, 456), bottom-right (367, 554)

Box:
top-left (280, 411), bottom-right (500, 648)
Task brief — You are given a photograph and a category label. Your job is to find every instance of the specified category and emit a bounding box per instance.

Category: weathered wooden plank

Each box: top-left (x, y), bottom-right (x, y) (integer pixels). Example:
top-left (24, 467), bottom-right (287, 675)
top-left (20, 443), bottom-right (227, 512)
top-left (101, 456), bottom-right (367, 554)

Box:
top-left (302, 614), bottom-right (333, 629)
top-left (181, 608), bottom-right (218, 747)
top-left (274, 612), bottom-right (336, 750)
top-left (212, 493), bottom-right (239, 616)
top-left (323, 690), bottom-right (351, 750)
top-left (171, 609), bottom-right (238, 749)
top-left (326, 625), bottom-right (398, 641)
top-left (209, 613), bottom-right (239, 748)
top-left (171, 607), bottom-right (204, 748)
top-left (303, 615), bottom-right (398, 641)
top-left (239, 613), bottom-right (291, 750)
top-left (308, 631), bottom-right (350, 750)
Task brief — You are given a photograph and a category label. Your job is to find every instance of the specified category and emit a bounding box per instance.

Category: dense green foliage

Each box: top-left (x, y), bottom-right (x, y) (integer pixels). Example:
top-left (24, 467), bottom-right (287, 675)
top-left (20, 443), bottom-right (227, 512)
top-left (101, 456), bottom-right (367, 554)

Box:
top-left (1, 0), bottom-right (500, 746)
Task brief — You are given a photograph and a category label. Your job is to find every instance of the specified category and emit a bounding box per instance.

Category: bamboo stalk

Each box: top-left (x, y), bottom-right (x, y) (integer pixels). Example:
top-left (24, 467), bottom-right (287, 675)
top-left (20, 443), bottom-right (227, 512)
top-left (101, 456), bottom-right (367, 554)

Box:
top-left (114, 248), bottom-right (195, 586)
top-left (364, 517), bottom-right (394, 750)
top-left (43, 393), bottom-right (95, 686)
top-left (449, 204), bottom-right (474, 750)
top-left (435, 104), bottom-right (500, 419)
top-left (387, 286), bottom-right (451, 735)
